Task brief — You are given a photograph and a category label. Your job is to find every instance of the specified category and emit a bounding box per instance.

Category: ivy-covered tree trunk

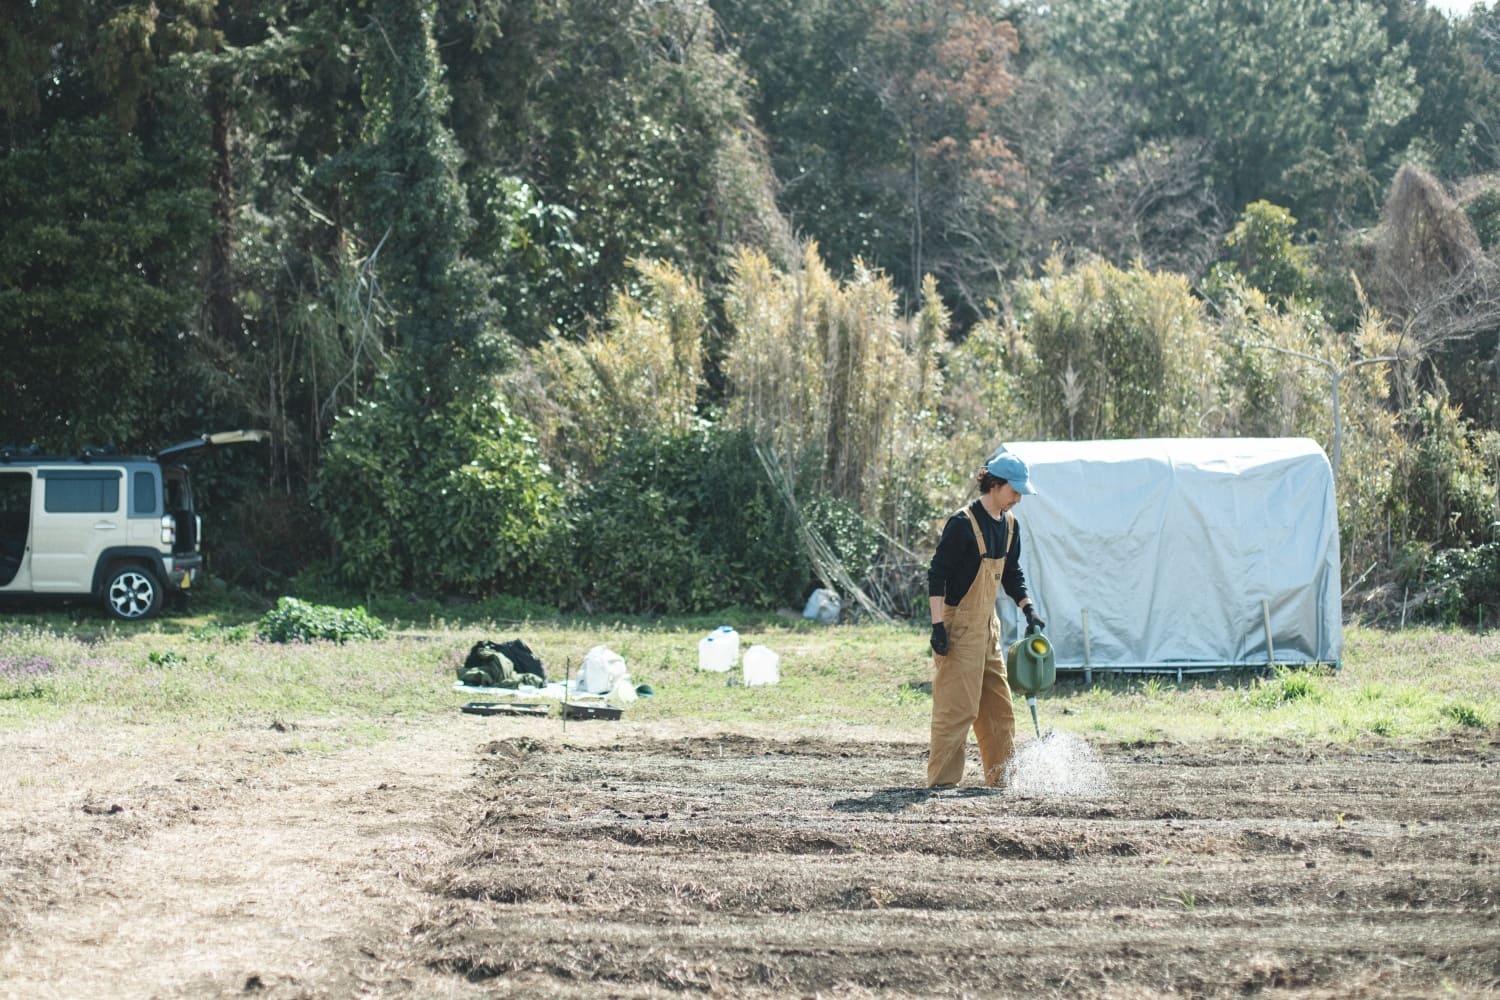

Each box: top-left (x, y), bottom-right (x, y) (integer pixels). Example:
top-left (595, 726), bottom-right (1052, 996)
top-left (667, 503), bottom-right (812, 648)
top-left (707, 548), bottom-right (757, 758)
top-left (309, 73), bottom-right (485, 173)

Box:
top-left (205, 79), bottom-right (245, 355)
top-left (318, 0), bottom-right (559, 594)
top-left (358, 0), bottom-right (499, 403)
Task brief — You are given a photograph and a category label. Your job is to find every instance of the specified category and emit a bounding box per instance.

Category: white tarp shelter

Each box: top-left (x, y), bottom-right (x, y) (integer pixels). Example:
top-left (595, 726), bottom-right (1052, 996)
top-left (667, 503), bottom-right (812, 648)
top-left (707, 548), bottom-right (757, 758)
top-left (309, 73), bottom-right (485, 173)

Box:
top-left (1001, 438), bottom-right (1342, 677)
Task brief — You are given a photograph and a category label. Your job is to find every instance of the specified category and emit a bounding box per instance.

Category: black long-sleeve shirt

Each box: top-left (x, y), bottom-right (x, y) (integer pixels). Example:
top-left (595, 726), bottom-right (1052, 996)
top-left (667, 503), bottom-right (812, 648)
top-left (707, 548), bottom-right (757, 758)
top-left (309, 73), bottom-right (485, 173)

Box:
top-left (927, 499), bottom-right (1030, 608)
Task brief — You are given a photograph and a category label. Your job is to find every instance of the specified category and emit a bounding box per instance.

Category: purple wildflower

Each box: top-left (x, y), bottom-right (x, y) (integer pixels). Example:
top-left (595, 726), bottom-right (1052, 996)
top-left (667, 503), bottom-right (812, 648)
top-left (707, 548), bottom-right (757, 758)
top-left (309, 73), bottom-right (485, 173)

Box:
top-left (0, 654), bottom-right (56, 681)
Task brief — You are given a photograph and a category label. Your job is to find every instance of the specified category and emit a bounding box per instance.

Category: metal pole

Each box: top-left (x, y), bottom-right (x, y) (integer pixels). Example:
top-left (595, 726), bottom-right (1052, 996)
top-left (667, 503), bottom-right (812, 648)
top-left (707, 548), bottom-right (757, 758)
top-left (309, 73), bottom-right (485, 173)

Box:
top-left (1082, 608), bottom-right (1093, 686)
top-left (1262, 600), bottom-right (1275, 672)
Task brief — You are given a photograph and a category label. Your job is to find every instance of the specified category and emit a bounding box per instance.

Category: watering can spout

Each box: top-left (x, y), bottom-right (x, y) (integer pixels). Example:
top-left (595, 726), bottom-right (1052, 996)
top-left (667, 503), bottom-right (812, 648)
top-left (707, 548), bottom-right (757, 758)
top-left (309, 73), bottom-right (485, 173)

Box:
top-left (1007, 623), bottom-right (1057, 738)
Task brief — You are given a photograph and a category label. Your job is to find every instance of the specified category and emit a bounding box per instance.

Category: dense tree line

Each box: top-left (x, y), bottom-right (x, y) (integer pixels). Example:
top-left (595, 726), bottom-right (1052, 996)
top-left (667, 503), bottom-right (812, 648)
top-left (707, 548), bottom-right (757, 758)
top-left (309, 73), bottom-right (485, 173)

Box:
top-left (2, 0), bottom-right (1497, 622)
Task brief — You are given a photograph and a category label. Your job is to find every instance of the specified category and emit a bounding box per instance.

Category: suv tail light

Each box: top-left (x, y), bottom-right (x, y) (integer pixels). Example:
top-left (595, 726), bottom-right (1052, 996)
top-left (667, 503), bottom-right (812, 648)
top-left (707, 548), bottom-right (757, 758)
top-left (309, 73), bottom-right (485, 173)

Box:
top-left (160, 515), bottom-right (175, 545)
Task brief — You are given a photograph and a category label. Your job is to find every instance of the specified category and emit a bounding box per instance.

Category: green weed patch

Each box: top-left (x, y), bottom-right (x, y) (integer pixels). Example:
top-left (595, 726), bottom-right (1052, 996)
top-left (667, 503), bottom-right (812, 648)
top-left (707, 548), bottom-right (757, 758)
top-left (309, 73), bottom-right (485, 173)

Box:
top-left (0, 610), bottom-right (1496, 746)
top-left (256, 598), bottom-right (388, 644)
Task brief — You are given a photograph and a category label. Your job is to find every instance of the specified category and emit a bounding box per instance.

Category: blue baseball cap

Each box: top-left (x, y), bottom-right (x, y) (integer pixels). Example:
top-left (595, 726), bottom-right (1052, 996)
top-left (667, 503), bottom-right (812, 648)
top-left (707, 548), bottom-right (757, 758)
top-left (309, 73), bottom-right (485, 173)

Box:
top-left (985, 451), bottom-right (1037, 495)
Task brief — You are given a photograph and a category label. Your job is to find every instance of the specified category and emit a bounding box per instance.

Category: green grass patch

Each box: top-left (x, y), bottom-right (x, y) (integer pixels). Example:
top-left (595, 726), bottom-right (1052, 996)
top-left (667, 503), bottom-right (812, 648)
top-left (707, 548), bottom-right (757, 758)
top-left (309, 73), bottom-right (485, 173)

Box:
top-left (1045, 627), bottom-right (1499, 742)
top-left (1440, 701), bottom-right (1488, 728)
top-left (1248, 667), bottom-right (1325, 708)
top-left (0, 598), bottom-right (1496, 748)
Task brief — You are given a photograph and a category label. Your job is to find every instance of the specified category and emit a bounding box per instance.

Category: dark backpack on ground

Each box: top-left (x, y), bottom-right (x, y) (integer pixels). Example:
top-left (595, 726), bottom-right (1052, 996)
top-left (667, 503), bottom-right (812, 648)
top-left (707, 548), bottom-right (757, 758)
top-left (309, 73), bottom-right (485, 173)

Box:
top-left (496, 638), bottom-right (545, 681)
top-left (458, 638), bottom-right (547, 688)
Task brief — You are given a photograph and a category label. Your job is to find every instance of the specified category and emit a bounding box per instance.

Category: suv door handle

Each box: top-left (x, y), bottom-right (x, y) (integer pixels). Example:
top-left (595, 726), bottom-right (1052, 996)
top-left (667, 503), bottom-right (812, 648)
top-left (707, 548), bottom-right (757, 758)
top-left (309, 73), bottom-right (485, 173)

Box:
top-left (93, 522), bottom-right (117, 531)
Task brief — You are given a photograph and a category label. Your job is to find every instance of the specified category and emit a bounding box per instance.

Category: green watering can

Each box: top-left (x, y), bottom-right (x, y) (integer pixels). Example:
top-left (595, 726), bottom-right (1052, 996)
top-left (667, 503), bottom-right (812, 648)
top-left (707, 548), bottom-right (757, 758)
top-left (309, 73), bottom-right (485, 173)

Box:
top-left (1006, 623), bottom-right (1057, 737)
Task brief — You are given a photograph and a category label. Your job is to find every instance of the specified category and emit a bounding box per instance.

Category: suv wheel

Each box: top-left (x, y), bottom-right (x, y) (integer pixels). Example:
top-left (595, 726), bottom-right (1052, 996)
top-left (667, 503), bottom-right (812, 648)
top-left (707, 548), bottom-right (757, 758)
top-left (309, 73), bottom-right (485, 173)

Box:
top-left (104, 565), bottom-right (163, 621)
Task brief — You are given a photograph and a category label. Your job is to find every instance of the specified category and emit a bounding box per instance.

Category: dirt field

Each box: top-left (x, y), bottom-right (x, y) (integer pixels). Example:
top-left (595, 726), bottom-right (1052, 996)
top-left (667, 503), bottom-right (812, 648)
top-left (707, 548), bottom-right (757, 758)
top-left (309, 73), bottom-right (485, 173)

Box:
top-left (2, 712), bottom-right (1497, 999)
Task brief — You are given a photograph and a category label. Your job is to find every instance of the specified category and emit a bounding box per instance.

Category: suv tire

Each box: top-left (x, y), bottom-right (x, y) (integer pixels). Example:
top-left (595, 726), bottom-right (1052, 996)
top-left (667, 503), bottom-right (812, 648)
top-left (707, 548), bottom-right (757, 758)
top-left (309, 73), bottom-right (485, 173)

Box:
top-left (104, 564), bottom-right (163, 621)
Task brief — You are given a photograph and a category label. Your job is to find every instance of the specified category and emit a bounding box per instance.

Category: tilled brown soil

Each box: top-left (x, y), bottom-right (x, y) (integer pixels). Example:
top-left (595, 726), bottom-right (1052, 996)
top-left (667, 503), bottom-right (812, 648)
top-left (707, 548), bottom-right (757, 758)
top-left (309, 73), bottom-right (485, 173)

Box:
top-left (423, 731), bottom-right (1500, 999)
top-left (2, 718), bottom-right (1498, 998)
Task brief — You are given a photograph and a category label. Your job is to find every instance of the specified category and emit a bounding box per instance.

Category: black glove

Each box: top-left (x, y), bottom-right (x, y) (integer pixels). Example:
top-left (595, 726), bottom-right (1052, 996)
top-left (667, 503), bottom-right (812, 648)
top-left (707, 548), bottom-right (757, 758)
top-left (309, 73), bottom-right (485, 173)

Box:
top-left (1024, 605), bottom-right (1045, 632)
top-left (929, 622), bottom-right (949, 656)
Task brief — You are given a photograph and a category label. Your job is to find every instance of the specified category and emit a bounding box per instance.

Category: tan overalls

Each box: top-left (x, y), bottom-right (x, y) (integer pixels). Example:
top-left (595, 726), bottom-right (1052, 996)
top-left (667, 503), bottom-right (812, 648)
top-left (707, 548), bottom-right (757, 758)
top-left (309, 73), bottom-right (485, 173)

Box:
top-left (927, 506), bottom-right (1016, 787)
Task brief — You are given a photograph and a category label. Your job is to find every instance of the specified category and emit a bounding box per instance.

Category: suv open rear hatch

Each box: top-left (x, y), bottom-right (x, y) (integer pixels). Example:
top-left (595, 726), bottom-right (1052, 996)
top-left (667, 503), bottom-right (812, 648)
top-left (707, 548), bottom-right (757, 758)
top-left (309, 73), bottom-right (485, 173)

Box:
top-left (156, 429), bottom-right (270, 460)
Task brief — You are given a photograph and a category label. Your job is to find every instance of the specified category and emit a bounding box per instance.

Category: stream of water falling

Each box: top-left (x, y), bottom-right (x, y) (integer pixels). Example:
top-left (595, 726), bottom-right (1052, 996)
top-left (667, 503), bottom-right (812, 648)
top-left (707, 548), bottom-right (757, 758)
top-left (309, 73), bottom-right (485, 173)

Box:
top-left (1004, 730), bottom-right (1115, 797)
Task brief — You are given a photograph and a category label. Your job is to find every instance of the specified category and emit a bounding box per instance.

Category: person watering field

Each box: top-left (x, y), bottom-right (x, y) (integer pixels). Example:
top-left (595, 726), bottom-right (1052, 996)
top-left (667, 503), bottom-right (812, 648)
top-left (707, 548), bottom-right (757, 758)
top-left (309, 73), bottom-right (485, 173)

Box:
top-left (925, 450), bottom-right (1044, 788)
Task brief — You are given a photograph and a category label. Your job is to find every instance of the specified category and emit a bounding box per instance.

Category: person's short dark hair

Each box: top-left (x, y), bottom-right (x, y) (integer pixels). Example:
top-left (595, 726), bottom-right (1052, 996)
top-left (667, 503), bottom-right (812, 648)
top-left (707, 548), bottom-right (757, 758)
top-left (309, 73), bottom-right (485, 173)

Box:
top-left (978, 470), bottom-right (1008, 493)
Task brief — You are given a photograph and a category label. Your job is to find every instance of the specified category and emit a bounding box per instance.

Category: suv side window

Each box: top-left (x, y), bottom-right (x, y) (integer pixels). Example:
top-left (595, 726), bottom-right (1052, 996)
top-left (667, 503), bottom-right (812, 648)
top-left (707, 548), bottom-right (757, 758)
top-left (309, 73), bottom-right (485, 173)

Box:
top-left (42, 471), bottom-right (121, 514)
top-left (133, 471), bottom-right (157, 515)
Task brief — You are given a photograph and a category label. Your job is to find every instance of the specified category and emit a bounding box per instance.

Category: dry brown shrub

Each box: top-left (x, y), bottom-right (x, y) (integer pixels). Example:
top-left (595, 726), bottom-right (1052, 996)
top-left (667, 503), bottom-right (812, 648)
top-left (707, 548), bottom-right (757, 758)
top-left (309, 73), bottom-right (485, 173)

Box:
top-left (512, 259), bottom-right (706, 477)
top-left (1371, 163), bottom-right (1500, 355)
top-left (722, 245), bottom-right (943, 519)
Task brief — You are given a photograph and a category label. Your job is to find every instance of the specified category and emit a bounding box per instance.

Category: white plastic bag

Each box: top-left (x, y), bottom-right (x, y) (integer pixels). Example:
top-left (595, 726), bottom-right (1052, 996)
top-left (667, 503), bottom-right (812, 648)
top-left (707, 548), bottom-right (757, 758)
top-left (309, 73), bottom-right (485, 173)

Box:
top-left (580, 644), bottom-right (627, 693)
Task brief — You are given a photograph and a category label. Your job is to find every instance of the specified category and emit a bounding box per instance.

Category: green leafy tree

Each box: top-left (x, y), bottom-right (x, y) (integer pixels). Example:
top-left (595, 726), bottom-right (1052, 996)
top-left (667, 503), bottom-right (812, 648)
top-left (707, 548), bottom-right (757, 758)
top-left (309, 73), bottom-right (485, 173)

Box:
top-left (1461, 178), bottom-right (1500, 251)
top-left (1379, 0), bottom-right (1500, 180)
top-left (1204, 201), bottom-right (1316, 307)
top-left (465, 171), bottom-right (590, 348)
top-left (436, 0), bottom-right (784, 341)
top-left (318, 389), bottom-right (560, 594)
top-left (713, 0), bottom-right (896, 275)
top-left (1045, 0), bottom-right (1420, 228)
top-left (312, 0), bottom-right (534, 593)
top-left (182, 4), bottom-right (384, 483)
top-left (0, 3), bottom-right (215, 451)
top-left (0, 118), bottom-right (212, 450)
top-left (712, 0), bottom-right (1023, 319)
top-left (356, 0), bottom-right (500, 399)
top-left (551, 428), bottom-right (807, 613)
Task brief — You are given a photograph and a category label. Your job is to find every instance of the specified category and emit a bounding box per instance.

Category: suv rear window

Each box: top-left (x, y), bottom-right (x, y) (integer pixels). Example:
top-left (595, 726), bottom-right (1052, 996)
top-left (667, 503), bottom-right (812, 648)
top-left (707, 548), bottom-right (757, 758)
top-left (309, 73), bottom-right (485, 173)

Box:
top-left (41, 471), bottom-right (121, 513)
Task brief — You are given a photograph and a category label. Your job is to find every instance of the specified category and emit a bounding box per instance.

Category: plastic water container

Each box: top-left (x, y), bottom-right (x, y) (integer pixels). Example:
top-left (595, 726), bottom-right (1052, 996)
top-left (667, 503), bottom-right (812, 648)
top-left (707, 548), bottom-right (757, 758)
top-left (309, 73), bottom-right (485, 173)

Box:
top-left (742, 644), bottom-right (780, 686)
top-left (714, 625), bottom-right (740, 665)
top-left (698, 634), bottom-right (733, 672)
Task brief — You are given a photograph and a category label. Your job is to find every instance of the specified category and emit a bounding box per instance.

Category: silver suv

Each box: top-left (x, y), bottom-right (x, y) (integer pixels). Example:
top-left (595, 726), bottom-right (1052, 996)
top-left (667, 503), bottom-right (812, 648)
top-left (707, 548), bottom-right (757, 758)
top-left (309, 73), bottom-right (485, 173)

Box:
top-left (0, 431), bottom-right (267, 620)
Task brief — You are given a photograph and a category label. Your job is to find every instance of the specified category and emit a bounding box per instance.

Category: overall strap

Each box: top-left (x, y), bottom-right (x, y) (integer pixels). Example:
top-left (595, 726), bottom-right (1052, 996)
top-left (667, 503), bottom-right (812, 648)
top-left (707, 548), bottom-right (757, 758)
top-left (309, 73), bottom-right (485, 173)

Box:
top-left (961, 505), bottom-right (988, 557)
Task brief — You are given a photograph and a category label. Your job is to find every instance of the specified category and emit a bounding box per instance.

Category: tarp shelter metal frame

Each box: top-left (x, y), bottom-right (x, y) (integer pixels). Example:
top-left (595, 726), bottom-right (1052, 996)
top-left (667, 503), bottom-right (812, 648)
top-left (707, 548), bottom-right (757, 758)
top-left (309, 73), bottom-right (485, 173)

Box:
top-left (998, 438), bottom-right (1343, 682)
